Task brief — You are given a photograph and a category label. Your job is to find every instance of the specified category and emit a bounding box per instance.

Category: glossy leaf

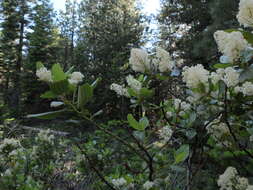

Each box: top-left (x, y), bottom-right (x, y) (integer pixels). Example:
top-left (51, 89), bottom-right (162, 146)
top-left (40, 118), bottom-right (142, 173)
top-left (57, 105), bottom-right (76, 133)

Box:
top-left (77, 83), bottom-right (93, 108)
top-left (51, 63), bottom-right (66, 81)
top-left (174, 144), bottom-right (190, 164)
top-left (40, 91), bottom-right (57, 99)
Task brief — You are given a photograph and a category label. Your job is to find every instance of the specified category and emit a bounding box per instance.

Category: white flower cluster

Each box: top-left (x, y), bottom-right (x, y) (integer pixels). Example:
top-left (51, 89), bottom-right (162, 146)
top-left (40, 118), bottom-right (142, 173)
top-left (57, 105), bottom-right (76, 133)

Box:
top-left (223, 67), bottom-right (240, 87)
top-left (218, 167), bottom-right (252, 190)
top-left (182, 64), bottom-right (209, 89)
top-left (237, 0), bottom-right (253, 27)
top-left (68, 72), bottom-right (84, 85)
top-left (36, 130), bottom-right (55, 144)
top-left (143, 181), bottom-right (155, 190)
top-left (0, 138), bottom-right (20, 152)
top-left (214, 31), bottom-right (249, 63)
top-left (111, 177), bottom-right (127, 187)
top-left (155, 47), bottom-right (174, 72)
top-left (110, 83), bottom-right (130, 97)
top-left (36, 67), bottom-right (52, 82)
top-left (235, 81), bottom-right (253, 96)
top-left (158, 125), bottom-right (173, 143)
top-left (129, 48), bottom-right (150, 73)
top-left (206, 121), bottom-right (230, 141)
top-left (210, 67), bottom-right (239, 87)
top-left (126, 75), bottom-right (142, 93)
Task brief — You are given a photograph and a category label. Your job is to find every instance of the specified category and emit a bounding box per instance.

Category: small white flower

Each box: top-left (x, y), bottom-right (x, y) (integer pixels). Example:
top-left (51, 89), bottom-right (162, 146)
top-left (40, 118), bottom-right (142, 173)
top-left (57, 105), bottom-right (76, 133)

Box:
top-left (110, 83), bottom-right (130, 97)
top-left (129, 48), bottom-right (150, 73)
top-left (36, 67), bottom-right (52, 82)
top-left (234, 86), bottom-right (242, 94)
top-left (158, 126), bottom-right (173, 143)
top-left (214, 31), bottom-right (249, 62)
top-left (241, 81), bottom-right (253, 96)
top-left (111, 177), bottom-right (127, 187)
top-left (182, 64), bottom-right (209, 89)
top-left (50, 101), bottom-right (64, 108)
top-left (126, 75), bottom-right (142, 93)
top-left (143, 181), bottom-right (155, 190)
top-left (156, 47), bottom-right (174, 72)
top-left (237, 0), bottom-right (253, 27)
top-left (68, 72), bottom-right (84, 85)
top-left (217, 167), bottom-right (238, 189)
top-left (223, 67), bottom-right (240, 87)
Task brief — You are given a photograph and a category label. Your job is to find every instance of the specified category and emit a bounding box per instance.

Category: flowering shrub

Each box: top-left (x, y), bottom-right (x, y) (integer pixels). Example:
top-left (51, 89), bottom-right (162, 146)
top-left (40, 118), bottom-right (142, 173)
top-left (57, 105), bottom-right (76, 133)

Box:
top-left (2, 0), bottom-right (253, 189)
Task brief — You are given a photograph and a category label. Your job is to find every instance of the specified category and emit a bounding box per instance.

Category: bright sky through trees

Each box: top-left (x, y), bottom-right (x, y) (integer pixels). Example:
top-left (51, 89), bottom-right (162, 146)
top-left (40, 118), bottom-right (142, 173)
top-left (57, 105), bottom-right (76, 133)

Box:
top-left (51, 0), bottom-right (160, 15)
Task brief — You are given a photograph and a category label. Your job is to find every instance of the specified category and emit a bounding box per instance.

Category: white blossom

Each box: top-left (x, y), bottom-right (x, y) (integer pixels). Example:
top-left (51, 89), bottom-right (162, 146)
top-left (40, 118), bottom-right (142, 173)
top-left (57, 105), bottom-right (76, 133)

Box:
top-left (158, 125), bottom-right (173, 143)
top-left (156, 47), bottom-right (174, 72)
top-left (50, 101), bottom-right (64, 108)
top-left (182, 64), bottom-right (209, 89)
top-left (111, 177), bottom-right (127, 187)
top-left (143, 181), bottom-right (155, 190)
top-left (247, 185), bottom-right (253, 190)
top-left (223, 67), bottom-right (240, 87)
top-left (126, 75), bottom-right (142, 93)
top-left (173, 98), bottom-right (182, 110)
top-left (214, 31), bottom-right (249, 62)
top-left (217, 167), bottom-right (238, 190)
top-left (0, 138), bottom-right (20, 152)
top-left (211, 69), bottom-right (225, 84)
top-left (36, 130), bottom-right (55, 144)
top-left (236, 177), bottom-right (249, 190)
top-left (36, 67), bottom-right (52, 82)
top-left (129, 48), bottom-right (150, 73)
top-left (68, 72), bottom-right (84, 85)
top-left (110, 83), bottom-right (130, 97)
top-left (237, 0), bottom-right (253, 27)
top-left (234, 86), bottom-right (242, 94)
top-left (241, 81), bottom-right (253, 96)
top-left (206, 121), bottom-right (230, 140)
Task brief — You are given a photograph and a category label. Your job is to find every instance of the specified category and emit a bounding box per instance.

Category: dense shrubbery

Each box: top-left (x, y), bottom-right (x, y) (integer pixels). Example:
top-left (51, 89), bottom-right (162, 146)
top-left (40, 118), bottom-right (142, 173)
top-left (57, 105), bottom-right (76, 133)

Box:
top-left (2, 0), bottom-right (253, 189)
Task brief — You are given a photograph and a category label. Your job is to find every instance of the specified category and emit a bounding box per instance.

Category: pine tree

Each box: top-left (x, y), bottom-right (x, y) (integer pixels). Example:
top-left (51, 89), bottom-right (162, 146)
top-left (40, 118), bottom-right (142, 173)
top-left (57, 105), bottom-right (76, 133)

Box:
top-left (27, 0), bottom-right (56, 70)
top-left (77, 0), bottom-right (144, 77)
top-left (58, 0), bottom-right (78, 69)
top-left (158, 0), bottom-right (239, 66)
top-left (0, 0), bottom-right (31, 116)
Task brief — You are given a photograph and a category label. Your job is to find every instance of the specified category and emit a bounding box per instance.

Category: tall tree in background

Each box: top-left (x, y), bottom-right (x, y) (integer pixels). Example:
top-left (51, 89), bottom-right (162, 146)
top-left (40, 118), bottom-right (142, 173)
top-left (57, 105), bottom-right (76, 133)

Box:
top-left (75, 0), bottom-right (144, 114)
top-left (58, 0), bottom-right (78, 70)
top-left (0, 0), bottom-right (31, 116)
top-left (158, 0), bottom-right (239, 66)
top-left (76, 0), bottom-right (144, 78)
top-left (24, 0), bottom-right (58, 112)
top-left (27, 0), bottom-right (56, 69)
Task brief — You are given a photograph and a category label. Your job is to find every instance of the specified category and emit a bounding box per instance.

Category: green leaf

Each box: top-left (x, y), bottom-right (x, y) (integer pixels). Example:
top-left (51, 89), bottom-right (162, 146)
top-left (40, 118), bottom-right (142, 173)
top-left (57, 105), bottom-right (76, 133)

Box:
top-left (213, 63), bottom-right (232, 69)
top-left (50, 79), bottom-right (69, 95)
top-left (51, 63), bottom-right (66, 81)
top-left (139, 88), bottom-right (154, 99)
top-left (26, 109), bottom-right (66, 119)
top-left (139, 117), bottom-right (149, 129)
top-left (36, 62), bottom-right (44, 70)
top-left (40, 91), bottom-right (57, 99)
top-left (127, 114), bottom-right (141, 130)
top-left (127, 114), bottom-right (149, 131)
top-left (239, 65), bottom-right (253, 82)
top-left (174, 144), bottom-right (190, 164)
top-left (127, 88), bottom-right (138, 97)
top-left (77, 83), bottom-right (93, 108)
